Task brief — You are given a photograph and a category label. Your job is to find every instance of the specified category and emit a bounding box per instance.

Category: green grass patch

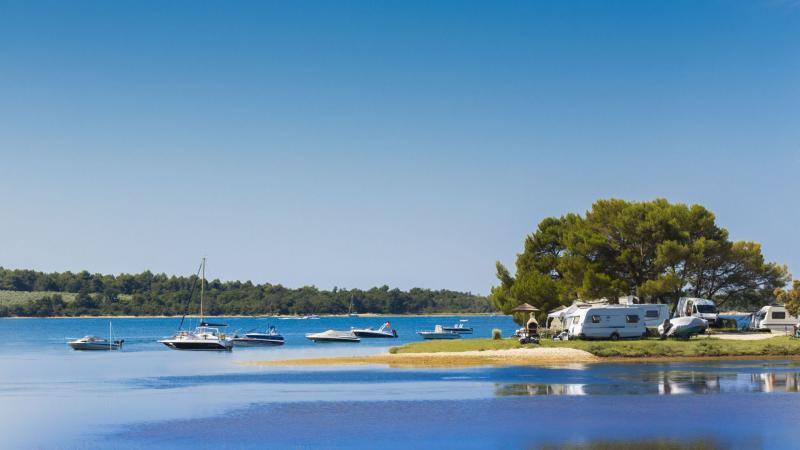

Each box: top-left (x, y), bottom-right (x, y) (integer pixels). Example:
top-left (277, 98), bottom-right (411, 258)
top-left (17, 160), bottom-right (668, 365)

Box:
top-left (0, 290), bottom-right (132, 307)
top-left (0, 290), bottom-right (78, 306)
top-left (390, 336), bottom-right (800, 358)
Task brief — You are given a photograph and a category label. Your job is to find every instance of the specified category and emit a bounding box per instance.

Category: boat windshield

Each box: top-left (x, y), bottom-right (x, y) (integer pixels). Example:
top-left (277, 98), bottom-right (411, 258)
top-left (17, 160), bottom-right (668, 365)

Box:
top-left (696, 305), bottom-right (717, 314)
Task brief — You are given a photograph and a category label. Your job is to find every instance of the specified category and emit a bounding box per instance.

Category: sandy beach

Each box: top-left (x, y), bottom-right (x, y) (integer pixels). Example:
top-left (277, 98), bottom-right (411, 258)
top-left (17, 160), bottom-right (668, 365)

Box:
top-left (243, 347), bottom-right (599, 368)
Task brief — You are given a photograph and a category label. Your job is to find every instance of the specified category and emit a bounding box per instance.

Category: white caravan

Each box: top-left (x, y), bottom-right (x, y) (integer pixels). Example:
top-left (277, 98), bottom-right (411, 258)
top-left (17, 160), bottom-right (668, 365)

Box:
top-left (750, 305), bottom-right (797, 334)
top-left (617, 296), bottom-right (669, 329)
top-left (566, 306), bottom-right (646, 340)
top-left (674, 297), bottom-right (719, 326)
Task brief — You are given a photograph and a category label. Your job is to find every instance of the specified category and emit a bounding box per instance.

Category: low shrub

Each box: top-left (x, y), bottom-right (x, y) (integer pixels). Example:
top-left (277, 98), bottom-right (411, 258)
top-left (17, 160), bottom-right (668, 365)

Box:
top-left (491, 329), bottom-right (502, 340)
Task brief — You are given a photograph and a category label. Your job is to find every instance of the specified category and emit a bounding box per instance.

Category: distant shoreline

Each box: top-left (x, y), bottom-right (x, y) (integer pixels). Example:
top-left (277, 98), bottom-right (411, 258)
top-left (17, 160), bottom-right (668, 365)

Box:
top-left (0, 312), bottom-right (502, 319)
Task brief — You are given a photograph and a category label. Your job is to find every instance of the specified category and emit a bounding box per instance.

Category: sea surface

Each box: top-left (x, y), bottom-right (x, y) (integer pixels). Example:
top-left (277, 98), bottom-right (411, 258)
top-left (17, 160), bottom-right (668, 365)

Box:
top-left (1, 316), bottom-right (799, 449)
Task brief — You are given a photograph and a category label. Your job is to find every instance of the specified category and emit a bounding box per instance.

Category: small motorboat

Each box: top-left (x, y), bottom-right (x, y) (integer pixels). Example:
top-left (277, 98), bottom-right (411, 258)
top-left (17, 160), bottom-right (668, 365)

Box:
top-left (352, 321), bottom-right (398, 338)
top-left (67, 322), bottom-right (123, 350)
top-left (233, 325), bottom-right (285, 346)
top-left (305, 330), bottom-right (360, 343)
top-left (442, 320), bottom-right (473, 334)
top-left (417, 325), bottom-right (461, 340)
top-left (68, 335), bottom-right (123, 351)
top-left (658, 317), bottom-right (708, 339)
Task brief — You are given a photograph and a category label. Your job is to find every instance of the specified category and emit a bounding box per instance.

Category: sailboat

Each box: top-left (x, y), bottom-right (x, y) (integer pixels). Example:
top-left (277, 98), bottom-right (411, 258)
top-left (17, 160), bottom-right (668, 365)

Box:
top-left (159, 258), bottom-right (233, 351)
top-left (68, 322), bottom-right (124, 351)
top-left (348, 296), bottom-right (358, 317)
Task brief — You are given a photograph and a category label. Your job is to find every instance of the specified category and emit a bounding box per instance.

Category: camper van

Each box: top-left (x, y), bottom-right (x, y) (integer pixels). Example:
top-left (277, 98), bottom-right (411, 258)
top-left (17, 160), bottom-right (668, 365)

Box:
top-left (674, 297), bottom-right (719, 327)
top-left (617, 296), bottom-right (669, 329)
top-left (566, 306), bottom-right (646, 340)
top-left (750, 305), bottom-right (797, 334)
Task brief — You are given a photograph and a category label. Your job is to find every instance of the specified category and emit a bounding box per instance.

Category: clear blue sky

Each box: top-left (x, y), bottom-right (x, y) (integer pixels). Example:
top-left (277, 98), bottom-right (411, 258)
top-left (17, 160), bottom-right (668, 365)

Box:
top-left (1, 1), bottom-right (798, 294)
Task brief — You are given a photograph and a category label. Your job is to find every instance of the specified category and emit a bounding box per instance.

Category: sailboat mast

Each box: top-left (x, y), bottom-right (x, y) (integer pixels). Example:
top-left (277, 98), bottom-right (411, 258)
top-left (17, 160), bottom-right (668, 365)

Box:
top-left (200, 257), bottom-right (206, 322)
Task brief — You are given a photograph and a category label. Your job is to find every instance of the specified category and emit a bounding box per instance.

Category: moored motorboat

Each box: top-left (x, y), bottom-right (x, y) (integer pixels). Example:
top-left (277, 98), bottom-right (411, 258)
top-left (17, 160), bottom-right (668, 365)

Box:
top-left (67, 322), bottom-right (123, 350)
top-left (417, 324), bottom-right (461, 340)
top-left (352, 321), bottom-right (398, 338)
top-left (160, 323), bottom-right (233, 351)
top-left (442, 319), bottom-right (473, 334)
top-left (68, 335), bottom-right (123, 351)
top-left (160, 258), bottom-right (233, 352)
top-left (305, 330), bottom-right (360, 343)
top-left (658, 317), bottom-right (708, 339)
top-left (233, 325), bottom-right (285, 346)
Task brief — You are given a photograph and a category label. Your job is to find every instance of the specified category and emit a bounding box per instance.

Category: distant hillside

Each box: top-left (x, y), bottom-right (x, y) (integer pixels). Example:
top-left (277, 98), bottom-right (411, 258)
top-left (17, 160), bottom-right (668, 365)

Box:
top-left (0, 267), bottom-right (493, 317)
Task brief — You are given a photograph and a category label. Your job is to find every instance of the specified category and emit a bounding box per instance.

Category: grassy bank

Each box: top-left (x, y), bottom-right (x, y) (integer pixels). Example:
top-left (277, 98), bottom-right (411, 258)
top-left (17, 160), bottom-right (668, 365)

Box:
top-left (390, 336), bottom-right (800, 358)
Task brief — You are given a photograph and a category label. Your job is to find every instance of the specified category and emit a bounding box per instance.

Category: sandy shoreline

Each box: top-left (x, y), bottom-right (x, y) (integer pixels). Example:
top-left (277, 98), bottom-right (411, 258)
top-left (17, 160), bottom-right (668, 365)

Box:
top-left (243, 347), bottom-right (600, 368)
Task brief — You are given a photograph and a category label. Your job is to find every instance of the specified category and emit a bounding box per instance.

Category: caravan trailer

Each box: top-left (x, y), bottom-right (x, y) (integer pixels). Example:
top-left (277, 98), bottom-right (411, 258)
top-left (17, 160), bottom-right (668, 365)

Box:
top-left (566, 306), bottom-right (646, 340)
top-left (750, 305), bottom-right (797, 334)
top-left (617, 296), bottom-right (669, 329)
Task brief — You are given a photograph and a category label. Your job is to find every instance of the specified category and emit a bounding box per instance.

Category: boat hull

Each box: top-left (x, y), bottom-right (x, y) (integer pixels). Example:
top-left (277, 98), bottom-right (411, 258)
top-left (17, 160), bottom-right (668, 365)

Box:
top-left (68, 342), bottom-right (122, 351)
top-left (418, 332), bottom-right (460, 340)
top-left (159, 340), bottom-right (233, 351)
top-left (232, 338), bottom-right (285, 346)
top-left (352, 330), bottom-right (397, 338)
top-left (306, 336), bottom-right (360, 343)
top-left (442, 328), bottom-right (473, 334)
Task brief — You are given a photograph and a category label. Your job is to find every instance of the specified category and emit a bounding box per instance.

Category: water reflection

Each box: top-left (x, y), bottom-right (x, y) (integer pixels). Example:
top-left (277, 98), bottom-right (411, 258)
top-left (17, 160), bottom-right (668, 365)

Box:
top-left (496, 371), bottom-right (800, 396)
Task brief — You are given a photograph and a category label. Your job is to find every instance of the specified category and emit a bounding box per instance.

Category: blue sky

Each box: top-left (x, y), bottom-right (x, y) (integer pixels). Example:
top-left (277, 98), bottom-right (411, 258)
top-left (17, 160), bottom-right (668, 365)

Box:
top-left (1, 1), bottom-right (798, 294)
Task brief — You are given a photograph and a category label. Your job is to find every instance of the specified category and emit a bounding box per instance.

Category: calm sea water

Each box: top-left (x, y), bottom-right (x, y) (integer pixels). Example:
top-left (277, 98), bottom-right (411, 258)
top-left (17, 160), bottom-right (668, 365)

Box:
top-left (1, 316), bottom-right (799, 449)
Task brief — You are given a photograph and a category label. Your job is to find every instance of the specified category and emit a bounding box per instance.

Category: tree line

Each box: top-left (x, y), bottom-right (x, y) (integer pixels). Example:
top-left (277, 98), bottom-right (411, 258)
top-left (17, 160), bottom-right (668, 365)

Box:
top-left (0, 267), bottom-right (492, 317)
top-left (492, 199), bottom-right (791, 322)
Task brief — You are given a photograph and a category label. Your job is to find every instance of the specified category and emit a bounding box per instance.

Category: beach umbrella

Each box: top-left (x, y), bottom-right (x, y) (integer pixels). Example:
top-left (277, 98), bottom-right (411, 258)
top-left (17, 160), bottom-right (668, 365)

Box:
top-left (511, 303), bottom-right (540, 324)
top-left (511, 303), bottom-right (540, 313)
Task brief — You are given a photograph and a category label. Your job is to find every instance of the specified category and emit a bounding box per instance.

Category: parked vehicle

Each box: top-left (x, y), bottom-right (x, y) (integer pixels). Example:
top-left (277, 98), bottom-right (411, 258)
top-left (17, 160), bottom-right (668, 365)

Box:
top-left (750, 305), bottom-right (797, 334)
top-left (674, 297), bottom-right (719, 327)
top-left (617, 296), bottom-right (669, 330)
top-left (565, 306), bottom-right (646, 340)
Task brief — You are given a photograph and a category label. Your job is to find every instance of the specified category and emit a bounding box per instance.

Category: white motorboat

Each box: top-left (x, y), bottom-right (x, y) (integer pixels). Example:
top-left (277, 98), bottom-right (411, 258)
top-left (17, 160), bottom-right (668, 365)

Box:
top-left (658, 317), bottom-right (708, 339)
top-left (67, 322), bottom-right (123, 351)
top-left (352, 321), bottom-right (397, 338)
top-left (305, 330), bottom-right (360, 343)
top-left (159, 258), bottom-right (233, 352)
top-left (232, 325), bottom-right (285, 346)
top-left (160, 324), bottom-right (233, 351)
top-left (417, 324), bottom-right (461, 340)
top-left (442, 320), bottom-right (473, 334)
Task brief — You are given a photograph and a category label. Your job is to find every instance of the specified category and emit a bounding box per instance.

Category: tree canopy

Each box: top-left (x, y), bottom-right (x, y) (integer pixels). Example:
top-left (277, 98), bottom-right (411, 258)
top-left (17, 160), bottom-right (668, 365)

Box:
top-left (492, 199), bottom-right (789, 322)
top-left (0, 267), bottom-right (492, 317)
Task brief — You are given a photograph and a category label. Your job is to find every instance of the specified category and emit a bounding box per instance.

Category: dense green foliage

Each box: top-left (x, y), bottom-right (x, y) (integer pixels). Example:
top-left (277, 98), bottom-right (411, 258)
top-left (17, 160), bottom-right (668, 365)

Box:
top-left (391, 337), bottom-right (800, 358)
top-left (0, 267), bottom-right (492, 317)
top-left (776, 280), bottom-right (800, 317)
top-left (493, 199), bottom-right (789, 323)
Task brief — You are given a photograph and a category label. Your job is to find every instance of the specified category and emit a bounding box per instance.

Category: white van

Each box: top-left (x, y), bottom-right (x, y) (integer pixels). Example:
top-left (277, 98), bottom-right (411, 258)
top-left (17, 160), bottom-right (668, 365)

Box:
top-left (674, 297), bottom-right (719, 326)
top-left (566, 306), bottom-right (646, 340)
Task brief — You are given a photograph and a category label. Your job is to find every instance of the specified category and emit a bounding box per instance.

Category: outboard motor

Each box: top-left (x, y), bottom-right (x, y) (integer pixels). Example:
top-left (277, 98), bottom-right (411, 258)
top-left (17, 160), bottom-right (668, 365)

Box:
top-left (392, 329), bottom-right (398, 337)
